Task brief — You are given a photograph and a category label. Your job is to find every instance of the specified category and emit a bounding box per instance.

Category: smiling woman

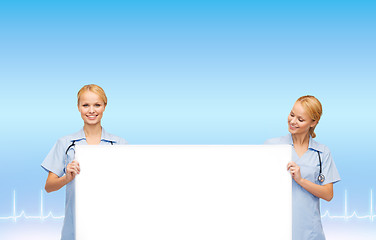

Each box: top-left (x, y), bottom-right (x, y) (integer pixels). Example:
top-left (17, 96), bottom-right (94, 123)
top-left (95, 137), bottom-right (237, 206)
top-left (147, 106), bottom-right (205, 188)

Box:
top-left (78, 90), bottom-right (106, 132)
top-left (41, 84), bottom-right (127, 240)
top-left (265, 95), bottom-right (340, 240)
top-left (288, 96), bottom-right (322, 140)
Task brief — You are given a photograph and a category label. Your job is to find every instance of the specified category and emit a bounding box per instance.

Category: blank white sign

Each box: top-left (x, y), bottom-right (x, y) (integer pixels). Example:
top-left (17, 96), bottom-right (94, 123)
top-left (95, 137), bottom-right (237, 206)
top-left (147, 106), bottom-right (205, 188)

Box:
top-left (75, 145), bottom-right (291, 240)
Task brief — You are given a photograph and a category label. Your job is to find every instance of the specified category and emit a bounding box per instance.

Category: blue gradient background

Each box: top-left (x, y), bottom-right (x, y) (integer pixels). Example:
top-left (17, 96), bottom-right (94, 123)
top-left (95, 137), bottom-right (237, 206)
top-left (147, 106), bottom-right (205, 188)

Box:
top-left (1, 1), bottom-right (375, 239)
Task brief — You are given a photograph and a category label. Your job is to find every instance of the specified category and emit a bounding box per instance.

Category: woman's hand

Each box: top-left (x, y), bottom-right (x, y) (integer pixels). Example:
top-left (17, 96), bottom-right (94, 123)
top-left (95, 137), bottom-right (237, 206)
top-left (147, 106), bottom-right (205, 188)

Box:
top-left (66, 160), bottom-right (80, 183)
top-left (286, 161), bottom-right (333, 201)
top-left (287, 161), bottom-right (302, 183)
top-left (45, 161), bottom-right (80, 193)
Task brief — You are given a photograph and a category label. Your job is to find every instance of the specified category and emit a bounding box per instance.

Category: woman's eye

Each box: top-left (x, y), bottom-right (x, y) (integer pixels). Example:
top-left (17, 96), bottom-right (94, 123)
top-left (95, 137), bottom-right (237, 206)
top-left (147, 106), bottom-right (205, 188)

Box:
top-left (299, 119), bottom-right (304, 122)
top-left (83, 104), bottom-right (89, 107)
top-left (95, 104), bottom-right (101, 107)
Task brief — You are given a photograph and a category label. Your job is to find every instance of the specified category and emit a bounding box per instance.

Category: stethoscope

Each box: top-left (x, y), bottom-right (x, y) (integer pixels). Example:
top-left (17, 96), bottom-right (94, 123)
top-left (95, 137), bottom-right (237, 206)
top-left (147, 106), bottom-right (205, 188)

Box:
top-left (65, 139), bottom-right (114, 155)
top-left (63, 139), bottom-right (114, 174)
top-left (317, 151), bottom-right (325, 183)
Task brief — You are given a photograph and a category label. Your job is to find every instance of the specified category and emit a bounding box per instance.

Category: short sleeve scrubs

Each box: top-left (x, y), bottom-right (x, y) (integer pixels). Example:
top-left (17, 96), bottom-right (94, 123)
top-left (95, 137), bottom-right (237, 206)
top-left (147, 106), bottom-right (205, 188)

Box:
top-left (265, 134), bottom-right (340, 240)
top-left (41, 128), bottom-right (127, 240)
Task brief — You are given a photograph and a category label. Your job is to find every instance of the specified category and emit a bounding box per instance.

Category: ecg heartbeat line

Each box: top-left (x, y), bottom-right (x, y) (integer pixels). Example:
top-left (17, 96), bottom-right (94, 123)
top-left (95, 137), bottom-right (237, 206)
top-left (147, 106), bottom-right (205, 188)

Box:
top-left (0, 190), bottom-right (64, 222)
top-left (321, 189), bottom-right (376, 221)
top-left (1, 189), bottom-right (375, 222)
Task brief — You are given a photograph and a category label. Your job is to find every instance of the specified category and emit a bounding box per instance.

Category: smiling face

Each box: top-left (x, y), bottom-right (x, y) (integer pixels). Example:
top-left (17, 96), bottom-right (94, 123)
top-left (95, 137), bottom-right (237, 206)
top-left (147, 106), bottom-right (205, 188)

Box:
top-left (78, 90), bottom-right (106, 126)
top-left (288, 101), bottom-right (317, 136)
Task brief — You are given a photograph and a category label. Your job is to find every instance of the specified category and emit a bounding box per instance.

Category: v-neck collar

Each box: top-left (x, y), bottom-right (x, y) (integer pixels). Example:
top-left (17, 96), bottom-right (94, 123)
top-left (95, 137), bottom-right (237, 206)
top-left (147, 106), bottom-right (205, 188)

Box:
top-left (288, 133), bottom-right (324, 159)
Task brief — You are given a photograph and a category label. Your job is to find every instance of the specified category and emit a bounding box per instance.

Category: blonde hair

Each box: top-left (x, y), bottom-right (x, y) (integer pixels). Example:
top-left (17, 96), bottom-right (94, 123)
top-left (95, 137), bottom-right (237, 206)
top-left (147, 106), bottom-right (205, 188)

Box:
top-left (296, 95), bottom-right (322, 138)
top-left (77, 84), bottom-right (107, 106)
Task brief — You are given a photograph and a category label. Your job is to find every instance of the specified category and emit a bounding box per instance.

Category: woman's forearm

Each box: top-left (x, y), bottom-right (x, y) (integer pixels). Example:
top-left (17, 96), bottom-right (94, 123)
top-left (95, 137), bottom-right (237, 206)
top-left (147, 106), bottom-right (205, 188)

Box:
top-left (295, 179), bottom-right (333, 201)
top-left (45, 172), bottom-right (68, 193)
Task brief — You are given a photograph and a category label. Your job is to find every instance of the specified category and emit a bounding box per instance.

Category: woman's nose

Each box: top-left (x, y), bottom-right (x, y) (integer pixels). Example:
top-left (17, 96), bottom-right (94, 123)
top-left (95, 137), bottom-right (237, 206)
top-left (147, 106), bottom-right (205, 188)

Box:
top-left (89, 106), bottom-right (95, 113)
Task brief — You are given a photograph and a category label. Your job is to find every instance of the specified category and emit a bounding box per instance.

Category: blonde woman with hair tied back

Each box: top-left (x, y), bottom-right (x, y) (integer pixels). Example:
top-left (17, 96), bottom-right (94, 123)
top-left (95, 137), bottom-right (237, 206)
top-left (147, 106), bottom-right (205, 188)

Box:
top-left (41, 84), bottom-right (127, 240)
top-left (265, 95), bottom-right (340, 240)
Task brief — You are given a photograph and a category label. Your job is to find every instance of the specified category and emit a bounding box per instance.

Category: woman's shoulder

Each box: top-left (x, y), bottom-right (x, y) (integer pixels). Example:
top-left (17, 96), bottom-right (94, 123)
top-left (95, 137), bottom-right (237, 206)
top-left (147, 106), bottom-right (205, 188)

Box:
top-left (58, 129), bottom-right (85, 142)
top-left (264, 134), bottom-right (292, 145)
top-left (53, 129), bottom-right (85, 148)
top-left (102, 129), bottom-right (128, 144)
top-left (310, 138), bottom-right (331, 154)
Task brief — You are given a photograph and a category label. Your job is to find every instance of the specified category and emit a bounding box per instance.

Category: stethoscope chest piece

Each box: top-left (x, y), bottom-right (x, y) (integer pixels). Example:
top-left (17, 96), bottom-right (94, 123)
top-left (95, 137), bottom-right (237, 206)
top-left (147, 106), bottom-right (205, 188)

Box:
top-left (318, 173), bottom-right (325, 183)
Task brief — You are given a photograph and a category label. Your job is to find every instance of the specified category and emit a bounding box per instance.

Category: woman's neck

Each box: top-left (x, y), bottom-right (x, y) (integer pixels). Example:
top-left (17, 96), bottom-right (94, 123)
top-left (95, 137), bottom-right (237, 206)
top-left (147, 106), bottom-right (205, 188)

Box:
top-left (291, 133), bottom-right (310, 158)
top-left (83, 124), bottom-right (102, 144)
top-left (291, 133), bottom-right (310, 147)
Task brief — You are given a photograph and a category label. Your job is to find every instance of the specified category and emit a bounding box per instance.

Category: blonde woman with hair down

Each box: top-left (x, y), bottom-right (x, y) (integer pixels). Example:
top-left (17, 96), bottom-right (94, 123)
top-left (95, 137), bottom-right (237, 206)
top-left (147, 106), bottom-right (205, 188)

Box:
top-left (41, 84), bottom-right (127, 240)
top-left (265, 95), bottom-right (340, 240)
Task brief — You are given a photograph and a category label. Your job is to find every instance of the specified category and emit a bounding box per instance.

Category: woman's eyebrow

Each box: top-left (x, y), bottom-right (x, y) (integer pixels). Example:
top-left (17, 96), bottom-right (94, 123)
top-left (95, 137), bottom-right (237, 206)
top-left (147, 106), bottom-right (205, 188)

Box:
top-left (291, 111), bottom-right (305, 119)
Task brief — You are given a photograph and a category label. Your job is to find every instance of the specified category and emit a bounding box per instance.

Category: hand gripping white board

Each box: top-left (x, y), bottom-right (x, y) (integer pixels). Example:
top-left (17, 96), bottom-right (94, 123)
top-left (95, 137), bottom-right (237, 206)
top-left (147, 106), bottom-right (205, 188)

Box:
top-left (75, 145), bottom-right (292, 240)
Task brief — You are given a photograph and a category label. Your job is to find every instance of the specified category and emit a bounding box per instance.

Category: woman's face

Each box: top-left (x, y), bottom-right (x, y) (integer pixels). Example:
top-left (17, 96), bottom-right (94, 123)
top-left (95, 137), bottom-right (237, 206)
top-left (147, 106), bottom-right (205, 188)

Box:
top-left (78, 90), bottom-right (106, 126)
top-left (287, 101), bottom-right (317, 136)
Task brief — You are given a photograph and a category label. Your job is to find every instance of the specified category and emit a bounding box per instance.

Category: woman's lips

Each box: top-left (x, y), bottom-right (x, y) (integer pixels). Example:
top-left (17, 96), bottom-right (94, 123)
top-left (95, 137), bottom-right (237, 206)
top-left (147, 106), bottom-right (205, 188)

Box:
top-left (86, 115), bottom-right (97, 120)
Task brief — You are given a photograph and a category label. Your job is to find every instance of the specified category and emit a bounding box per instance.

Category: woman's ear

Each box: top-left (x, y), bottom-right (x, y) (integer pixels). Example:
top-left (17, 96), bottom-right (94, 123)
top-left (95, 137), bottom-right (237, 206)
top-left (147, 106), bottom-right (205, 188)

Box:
top-left (310, 120), bottom-right (318, 128)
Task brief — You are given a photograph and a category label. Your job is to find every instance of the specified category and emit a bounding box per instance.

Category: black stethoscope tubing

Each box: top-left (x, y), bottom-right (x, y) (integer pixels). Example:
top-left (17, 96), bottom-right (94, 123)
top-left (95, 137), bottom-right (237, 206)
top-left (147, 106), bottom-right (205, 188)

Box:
top-left (65, 140), bottom-right (114, 155)
top-left (317, 151), bottom-right (325, 183)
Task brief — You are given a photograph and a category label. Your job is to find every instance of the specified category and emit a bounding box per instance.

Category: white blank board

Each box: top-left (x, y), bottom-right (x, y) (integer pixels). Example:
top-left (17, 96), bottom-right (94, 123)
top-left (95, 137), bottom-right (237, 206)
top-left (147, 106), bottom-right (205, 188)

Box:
top-left (75, 145), bottom-right (292, 240)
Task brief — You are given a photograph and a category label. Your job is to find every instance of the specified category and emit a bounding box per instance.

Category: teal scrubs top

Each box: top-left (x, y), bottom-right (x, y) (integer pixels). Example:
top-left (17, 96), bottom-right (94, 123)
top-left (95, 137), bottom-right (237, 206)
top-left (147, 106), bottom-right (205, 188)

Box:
top-left (265, 134), bottom-right (340, 240)
top-left (41, 128), bottom-right (127, 240)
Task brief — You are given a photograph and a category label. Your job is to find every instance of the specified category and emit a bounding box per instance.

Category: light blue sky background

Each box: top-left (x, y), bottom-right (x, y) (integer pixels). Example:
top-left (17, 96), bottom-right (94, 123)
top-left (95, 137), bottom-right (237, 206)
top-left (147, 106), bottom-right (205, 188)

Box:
top-left (1, 0), bottom-right (375, 239)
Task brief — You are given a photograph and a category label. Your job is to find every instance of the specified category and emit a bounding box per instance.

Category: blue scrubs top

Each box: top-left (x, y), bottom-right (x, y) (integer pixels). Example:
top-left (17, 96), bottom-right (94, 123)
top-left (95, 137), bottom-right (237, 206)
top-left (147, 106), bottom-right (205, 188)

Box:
top-left (41, 128), bottom-right (127, 240)
top-left (265, 134), bottom-right (340, 240)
